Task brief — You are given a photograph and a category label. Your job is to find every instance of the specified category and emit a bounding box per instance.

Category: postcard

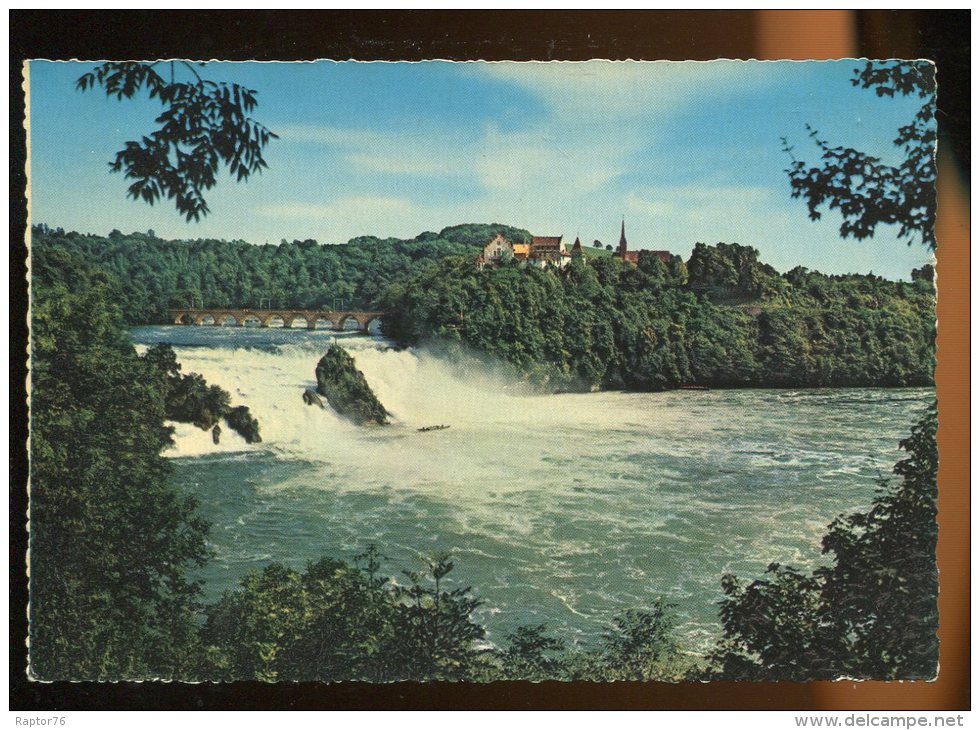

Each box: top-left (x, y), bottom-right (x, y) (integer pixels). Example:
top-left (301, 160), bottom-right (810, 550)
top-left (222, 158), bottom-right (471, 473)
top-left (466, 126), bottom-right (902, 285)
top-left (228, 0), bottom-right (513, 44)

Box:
top-left (25, 58), bottom-right (938, 683)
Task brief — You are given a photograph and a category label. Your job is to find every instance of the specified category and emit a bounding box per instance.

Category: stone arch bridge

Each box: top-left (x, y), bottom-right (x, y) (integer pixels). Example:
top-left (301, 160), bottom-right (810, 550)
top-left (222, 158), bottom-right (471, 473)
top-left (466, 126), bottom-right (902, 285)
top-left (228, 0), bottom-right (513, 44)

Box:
top-left (168, 308), bottom-right (385, 333)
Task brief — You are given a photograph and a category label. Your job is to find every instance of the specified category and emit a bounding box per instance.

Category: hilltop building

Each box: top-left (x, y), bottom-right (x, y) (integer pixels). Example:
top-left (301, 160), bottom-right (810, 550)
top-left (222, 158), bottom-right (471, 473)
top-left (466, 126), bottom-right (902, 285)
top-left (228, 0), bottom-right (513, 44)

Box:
top-left (616, 220), bottom-right (672, 266)
top-left (475, 233), bottom-right (514, 269)
top-left (527, 235), bottom-right (571, 268)
top-left (476, 233), bottom-right (571, 270)
top-left (476, 221), bottom-right (669, 271)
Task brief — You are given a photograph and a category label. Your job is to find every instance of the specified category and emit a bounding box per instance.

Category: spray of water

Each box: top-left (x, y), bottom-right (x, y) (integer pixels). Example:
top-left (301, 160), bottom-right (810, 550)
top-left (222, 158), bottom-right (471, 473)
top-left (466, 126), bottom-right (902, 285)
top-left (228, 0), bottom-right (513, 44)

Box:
top-left (153, 332), bottom-right (657, 500)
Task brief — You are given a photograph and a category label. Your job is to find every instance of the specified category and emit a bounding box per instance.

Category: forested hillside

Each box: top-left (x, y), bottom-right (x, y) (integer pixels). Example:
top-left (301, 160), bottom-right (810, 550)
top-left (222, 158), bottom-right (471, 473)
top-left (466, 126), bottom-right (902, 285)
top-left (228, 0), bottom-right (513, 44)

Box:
top-left (382, 244), bottom-right (936, 391)
top-left (31, 223), bottom-right (530, 324)
top-left (32, 224), bottom-right (935, 391)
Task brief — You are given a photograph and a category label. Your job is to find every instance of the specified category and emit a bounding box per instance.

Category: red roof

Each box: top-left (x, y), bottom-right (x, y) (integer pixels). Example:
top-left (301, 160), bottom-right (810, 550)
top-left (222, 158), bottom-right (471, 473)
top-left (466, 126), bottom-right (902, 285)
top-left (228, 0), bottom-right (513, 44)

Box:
top-left (532, 236), bottom-right (563, 248)
top-left (618, 249), bottom-right (672, 265)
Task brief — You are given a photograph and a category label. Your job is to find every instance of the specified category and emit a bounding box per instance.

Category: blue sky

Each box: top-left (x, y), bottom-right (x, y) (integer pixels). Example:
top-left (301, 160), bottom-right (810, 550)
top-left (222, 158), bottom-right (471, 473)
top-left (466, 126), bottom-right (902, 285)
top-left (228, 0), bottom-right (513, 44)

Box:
top-left (28, 60), bottom-right (933, 278)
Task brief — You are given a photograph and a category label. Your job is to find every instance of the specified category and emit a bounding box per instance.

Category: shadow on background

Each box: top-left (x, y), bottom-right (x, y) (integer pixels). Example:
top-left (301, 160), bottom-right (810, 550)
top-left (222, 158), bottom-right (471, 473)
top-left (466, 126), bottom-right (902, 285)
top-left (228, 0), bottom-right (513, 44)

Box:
top-left (8, 8), bottom-right (969, 711)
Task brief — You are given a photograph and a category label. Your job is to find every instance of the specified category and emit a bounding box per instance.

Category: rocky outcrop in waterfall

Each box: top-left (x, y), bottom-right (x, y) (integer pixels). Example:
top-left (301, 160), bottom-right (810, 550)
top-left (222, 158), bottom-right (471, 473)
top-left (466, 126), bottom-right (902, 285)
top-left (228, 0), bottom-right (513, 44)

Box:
top-left (224, 406), bottom-right (262, 443)
top-left (315, 346), bottom-right (390, 425)
top-left (140, 343), bottom-right (262, 445)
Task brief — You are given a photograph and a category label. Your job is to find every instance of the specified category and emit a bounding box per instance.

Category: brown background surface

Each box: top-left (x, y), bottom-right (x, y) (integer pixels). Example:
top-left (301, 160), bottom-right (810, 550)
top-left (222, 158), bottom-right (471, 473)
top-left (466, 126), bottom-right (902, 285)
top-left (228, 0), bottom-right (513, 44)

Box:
top-left (9, 10), bottom-right (970, 710)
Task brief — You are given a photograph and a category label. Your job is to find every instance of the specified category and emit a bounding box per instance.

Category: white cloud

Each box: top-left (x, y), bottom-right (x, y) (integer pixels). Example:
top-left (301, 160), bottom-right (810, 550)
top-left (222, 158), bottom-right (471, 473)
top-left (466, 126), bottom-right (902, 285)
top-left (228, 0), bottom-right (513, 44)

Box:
top-left (277, 124), bottom-right (458, 177)
top-left (345, 152), bottom-right (454, 176)
top-left (252, 62), bottom-right (789, 251)
top-left (479, 60), bottom-right (779, 119)
top-left (254, 193), bottom-right (513, 246)
top-left (472, 123), bottom-right (630, 198)
top-left (628, 184), bottom-right (778, 219)
top-left (274, 114), bottom-right (642, 206)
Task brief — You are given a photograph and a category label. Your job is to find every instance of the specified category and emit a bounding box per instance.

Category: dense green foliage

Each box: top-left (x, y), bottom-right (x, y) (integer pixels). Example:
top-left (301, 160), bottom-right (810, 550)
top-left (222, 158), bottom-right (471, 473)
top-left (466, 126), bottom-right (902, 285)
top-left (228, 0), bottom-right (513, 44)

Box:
top-left (197, 550), bottom-right (690, 682)
top-left (141, 343), bottom-right (228, 429)
top-left (198, 549), bottom-right (487, 681)
top-left (383, 242), bottom-right (935, 391)
top-left (30, 252), bottom-right (210, 680)
top-left (31, 223), bottom-right (530, 323)
top-left (686, 241), bottom-right (781, 302)
top-left (224, 406), bottom-right (263, 444)
top-left (315, 346), bottom-right (390, 425)
top-left (705, 403), bottom-right (938, 680)
top-left (141, 343), bottom-right (262, 442)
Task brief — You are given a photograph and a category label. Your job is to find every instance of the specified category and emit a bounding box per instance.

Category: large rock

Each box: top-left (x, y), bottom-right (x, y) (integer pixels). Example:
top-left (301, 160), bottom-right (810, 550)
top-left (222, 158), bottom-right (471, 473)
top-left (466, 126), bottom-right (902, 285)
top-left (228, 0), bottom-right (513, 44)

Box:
top-left (315, 346), bottom-right (389, 425)
top-left (224, 406), bottom-right (262, 443)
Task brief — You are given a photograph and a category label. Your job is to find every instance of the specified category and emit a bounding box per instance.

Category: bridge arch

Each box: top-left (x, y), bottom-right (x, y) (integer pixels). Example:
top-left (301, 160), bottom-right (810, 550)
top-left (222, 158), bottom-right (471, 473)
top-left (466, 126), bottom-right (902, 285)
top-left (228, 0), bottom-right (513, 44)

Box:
top-left (364, 316), bottom-right (383, 335)
top-left (168, 308), bottom-right (384, 332)
top-left (260, 312), bottom-right (292, 328)
top-left (337, 314), bottom-right (362, 332)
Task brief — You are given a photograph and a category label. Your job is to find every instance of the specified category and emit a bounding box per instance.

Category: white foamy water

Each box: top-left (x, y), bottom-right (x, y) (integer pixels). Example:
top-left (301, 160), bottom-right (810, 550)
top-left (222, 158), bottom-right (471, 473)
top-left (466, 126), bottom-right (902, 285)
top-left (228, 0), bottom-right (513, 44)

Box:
top-left (132, 325), bottom-right (934, 650)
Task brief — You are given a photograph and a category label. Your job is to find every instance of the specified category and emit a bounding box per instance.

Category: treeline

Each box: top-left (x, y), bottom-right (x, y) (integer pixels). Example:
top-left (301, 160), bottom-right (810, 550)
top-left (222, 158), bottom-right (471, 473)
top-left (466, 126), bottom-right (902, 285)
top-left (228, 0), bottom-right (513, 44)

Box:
top-left (31, 250), bottom-right (210, 679)
top-left (382, 243), bottom-right (936, 390)
top-left (31, 223), bottom-right (935, 390)
top-left (31, 222), bottom-right (531, 323)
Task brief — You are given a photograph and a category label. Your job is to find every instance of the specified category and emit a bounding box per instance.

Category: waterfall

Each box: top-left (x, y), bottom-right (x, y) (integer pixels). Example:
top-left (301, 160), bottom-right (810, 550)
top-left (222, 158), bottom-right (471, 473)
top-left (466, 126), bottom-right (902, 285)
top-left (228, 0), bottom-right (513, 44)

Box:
top-left (148, 330), bottom-right (613, 497)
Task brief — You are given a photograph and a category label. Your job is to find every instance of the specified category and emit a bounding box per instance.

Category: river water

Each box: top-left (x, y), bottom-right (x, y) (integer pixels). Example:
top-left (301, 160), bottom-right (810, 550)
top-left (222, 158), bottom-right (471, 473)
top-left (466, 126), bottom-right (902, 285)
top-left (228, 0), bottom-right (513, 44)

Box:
top-left (131, 325), bottom-right (933, 652)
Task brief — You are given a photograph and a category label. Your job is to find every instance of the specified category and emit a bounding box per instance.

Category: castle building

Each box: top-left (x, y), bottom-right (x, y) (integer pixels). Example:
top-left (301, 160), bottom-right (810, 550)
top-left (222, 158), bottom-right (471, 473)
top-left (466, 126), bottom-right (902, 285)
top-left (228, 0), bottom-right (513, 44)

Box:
top-left (527, 235), bottom-right (569, 268)
top-left (615, 220), bottom-right (671, 266)
top-left (476, 233), bottom-right (570, 270)
top-left (476, 233), bottom-right (515, 269)
top-left (477, 222), bottom-right (669, 272)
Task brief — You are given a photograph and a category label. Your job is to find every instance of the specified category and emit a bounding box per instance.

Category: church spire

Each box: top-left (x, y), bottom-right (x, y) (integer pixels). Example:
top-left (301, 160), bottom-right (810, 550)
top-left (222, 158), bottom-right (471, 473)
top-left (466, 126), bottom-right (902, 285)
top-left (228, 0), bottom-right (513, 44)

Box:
top-left (618, 218), bottom-right (627, 257)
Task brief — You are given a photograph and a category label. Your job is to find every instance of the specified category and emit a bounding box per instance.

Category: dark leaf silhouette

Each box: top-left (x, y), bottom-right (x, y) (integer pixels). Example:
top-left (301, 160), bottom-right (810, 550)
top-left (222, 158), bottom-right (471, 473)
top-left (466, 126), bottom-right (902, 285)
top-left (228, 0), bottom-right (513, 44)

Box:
top-left (784, 61), bottom-right (937, 250)
top-left (77, 61), bottom-right (277, 222)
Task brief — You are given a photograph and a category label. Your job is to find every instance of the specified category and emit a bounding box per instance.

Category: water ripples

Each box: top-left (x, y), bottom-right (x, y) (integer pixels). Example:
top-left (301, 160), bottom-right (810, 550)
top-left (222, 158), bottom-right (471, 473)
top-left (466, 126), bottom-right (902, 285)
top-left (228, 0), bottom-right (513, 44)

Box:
top-left (132, 325), bottom-right (933, 652)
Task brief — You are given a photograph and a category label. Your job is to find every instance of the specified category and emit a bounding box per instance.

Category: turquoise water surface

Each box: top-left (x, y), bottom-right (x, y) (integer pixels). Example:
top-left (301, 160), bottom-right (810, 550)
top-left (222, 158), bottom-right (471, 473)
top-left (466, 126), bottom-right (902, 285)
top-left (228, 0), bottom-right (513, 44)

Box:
top-left (132, 325), bottom-right (933, 652)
